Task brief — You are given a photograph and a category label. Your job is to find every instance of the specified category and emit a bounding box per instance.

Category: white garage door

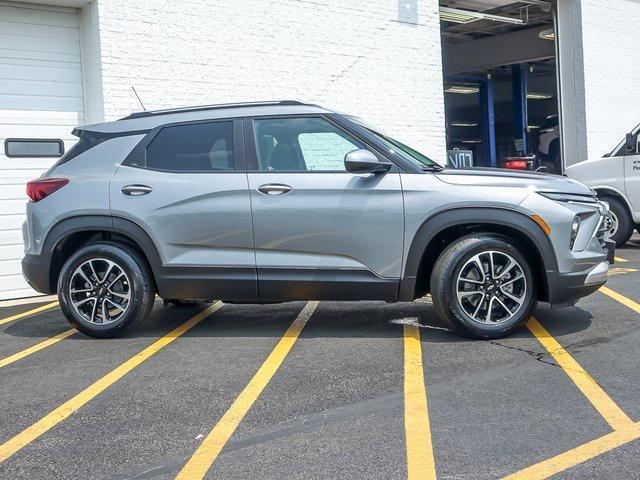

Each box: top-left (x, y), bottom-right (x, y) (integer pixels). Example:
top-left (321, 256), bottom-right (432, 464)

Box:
top-left (0, 1), bottom-right (84, 300)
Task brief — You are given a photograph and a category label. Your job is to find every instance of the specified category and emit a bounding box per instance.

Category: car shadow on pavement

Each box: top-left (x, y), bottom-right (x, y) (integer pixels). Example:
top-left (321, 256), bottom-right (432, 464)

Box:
top-left (1, 299), bottom-right (594, 344)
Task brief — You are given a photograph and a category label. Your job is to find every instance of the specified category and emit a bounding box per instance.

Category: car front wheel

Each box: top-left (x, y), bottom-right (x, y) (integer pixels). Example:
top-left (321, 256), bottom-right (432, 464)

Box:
top-left (58, 242), bottom-right (155, 338)
top-left (430, 235), bottom-right (536, 339)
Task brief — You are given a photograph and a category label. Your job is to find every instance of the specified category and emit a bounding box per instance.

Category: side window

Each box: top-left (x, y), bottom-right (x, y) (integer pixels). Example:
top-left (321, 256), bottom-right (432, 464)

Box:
top-left (145, 121), bottom-right (233, 172)
top-left (254, 117), bottom-right (365, 172)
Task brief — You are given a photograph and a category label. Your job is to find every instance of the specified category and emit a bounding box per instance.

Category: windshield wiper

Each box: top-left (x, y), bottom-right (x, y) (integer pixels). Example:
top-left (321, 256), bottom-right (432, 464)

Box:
top-left (421, 164), bottom-right (445, 172)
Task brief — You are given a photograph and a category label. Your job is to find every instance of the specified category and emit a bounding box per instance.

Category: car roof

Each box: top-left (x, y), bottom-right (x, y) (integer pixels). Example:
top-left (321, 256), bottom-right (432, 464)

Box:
top-left (79, 101), bottom-right (333, 134)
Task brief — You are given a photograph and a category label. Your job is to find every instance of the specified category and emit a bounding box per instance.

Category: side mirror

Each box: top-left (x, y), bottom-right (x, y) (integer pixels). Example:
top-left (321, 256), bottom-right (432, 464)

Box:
top-left (625, 133), bottom-right (636, 154)
top-left (344, 149), bottom-right (392, 174)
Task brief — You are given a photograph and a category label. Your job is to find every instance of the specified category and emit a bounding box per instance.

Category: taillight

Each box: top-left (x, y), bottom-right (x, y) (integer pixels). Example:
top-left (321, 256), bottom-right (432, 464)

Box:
top-left (26, 178), bottom-right (69, 202)
top-left (504, 160), bottom-right (528, 170)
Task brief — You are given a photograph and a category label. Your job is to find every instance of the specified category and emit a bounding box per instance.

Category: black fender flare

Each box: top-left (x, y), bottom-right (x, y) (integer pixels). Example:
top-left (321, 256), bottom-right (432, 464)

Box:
top-left (40, 215), bottom-right (163, 292)
top-left (398, 207), bottom-right (558, 301)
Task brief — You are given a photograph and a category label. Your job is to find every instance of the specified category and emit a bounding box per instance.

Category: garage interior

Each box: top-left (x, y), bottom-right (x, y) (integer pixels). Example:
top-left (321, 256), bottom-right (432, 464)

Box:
top-left (440, 0), bottom-right (561, 173)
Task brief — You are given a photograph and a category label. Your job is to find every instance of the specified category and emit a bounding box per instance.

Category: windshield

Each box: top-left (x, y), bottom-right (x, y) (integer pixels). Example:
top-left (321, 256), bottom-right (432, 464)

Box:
top-left (349, 117), bottom-right (441, 169)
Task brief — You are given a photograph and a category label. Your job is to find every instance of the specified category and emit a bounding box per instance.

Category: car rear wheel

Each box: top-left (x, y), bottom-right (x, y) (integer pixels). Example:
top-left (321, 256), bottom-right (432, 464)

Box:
top-left (58, 242), bottom-right (155, 338)
top-left (430, 235), bottom-right (536, 339)
top-left (600, 196), bottom-right (634, 247)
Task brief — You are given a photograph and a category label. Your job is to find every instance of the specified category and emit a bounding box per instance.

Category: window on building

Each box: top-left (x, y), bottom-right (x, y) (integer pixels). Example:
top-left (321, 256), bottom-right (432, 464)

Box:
top-left (145, 121), bottom-right (234, 172)
top-left (5, 139), bottom-right (64, 158)
top-left (254, 117), bottom-right (365, 172)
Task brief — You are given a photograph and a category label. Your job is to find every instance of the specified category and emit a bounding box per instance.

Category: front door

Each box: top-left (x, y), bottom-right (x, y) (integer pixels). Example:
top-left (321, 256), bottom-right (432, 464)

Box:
top-left (245, 116), bottom-right (404, 301)
top-left (110, 119), bottom-right (257, 300)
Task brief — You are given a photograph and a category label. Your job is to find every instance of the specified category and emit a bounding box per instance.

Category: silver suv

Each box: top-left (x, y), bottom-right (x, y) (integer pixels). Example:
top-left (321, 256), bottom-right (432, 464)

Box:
top-left (22, 101), bottom-right (614, 339)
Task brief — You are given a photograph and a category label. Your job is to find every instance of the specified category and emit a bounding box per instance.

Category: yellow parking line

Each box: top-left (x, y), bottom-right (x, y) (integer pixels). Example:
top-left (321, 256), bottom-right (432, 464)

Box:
top-left (599, 286), bottom-right (640, 314)
top-left (503, 421), bottom-right (640, 480)
top-left (0, 301), bottom-right (59, 327)
top-left (526, 317), bottom-right (634, 431)
top-left (403, 325), bottom-right (436, 480)
top-left (176, 301), bottom-right (318, 480)
top-left (614, 256), bottom-right (628, 263)
top-left (0, 329), bottom-right (76, 369)
top-left (0, 302), bottom-right (221, 464)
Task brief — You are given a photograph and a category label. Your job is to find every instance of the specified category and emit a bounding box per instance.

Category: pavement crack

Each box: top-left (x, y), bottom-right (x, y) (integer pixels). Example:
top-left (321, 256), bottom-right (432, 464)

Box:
top-left (489, 341), bottom-right (562, 369)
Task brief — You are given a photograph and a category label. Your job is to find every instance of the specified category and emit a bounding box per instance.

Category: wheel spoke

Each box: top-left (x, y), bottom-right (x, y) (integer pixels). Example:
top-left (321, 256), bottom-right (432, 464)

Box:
top-left (89, 298), bottom-right (99, 323)
top-left (460, 276), bottom-right (483, 285)
top-left (101, 299), bottom-right (109, 323)
top-left (77, 268), bottom-right (93, 288)
top-left (88, 260), bottom-right (100, 283)
top-left (489, 252), bottom-right (496, 279)
top-left (472, 255), bottom-right (485, 278)
top-left (109, 290), bottom-right (130, 301)
top-left (472, 294), bottom-right (486, 319)
top-left (72, 296), bottom-right (96, 308)
top-left (500, 288), bottom-right (524, 305)
top-left (102, 262), bottom-right (115, 283)
top-left (494, 296), bottom-right (514, 318)
top-left (107, 272), bottom-right (124, 289)
top-left (70, 287), bottom-right (93, 294)
top-left (501, 272), bottom-right (523, 286)
top-left (486, 297), bottom-right (495, 322)
top-left (498, 258), bottom-right (516, 278)
top-left (105, 298), bottom-right (126, 312)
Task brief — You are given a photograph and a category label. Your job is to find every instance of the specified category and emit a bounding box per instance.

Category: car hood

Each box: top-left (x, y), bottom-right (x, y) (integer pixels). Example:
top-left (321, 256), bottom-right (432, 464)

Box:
top-left (434, 167), bottom-right (593, 195)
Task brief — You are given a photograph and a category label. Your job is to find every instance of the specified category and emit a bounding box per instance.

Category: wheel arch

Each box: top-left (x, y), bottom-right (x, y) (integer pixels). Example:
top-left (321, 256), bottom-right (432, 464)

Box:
top-left (399, 207), bottom-right (557, 302)
top-left (592, 187), bottom-right (634, 217)
top-left (44, 215), bottom-right (162, 293)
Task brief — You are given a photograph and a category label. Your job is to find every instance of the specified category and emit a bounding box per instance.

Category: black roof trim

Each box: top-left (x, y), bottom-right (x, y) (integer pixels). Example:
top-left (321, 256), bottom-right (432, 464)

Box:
top-left (119, 100), bottom-right (315, 120)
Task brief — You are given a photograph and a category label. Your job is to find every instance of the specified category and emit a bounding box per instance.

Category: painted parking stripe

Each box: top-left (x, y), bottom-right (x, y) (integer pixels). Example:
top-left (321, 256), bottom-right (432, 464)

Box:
top-left (0, 301), bottom-right (59, 327)
top-left (503, 421), bottom-right (640, 480)
top-left (526, 317), bottom-right (634, 431)
top-left (0, 329), bottom-right (76, 369)
top-left (176, 301), bottom-right (318, 480)
top-left (0, 302), bottom-right (222, 464)
top-left (599, 286), bottom-right (640, 314)
top-left (614, 256), bottom-right (628, 263)
top-left (403, 325), bottom-right (437, 480)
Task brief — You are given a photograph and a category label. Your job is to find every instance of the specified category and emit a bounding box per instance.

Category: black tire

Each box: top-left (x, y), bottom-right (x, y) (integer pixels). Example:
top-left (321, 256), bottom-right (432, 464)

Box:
top-left (430, 234), bottom-right (537, 339)
top-left (600, 196), bottom-right (634, 247)
top-left (57, 242), bottom-right (155, 338)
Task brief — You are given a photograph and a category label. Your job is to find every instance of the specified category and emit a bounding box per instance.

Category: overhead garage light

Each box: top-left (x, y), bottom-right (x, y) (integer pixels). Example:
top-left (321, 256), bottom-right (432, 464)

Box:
top-left (527, 92), bottom-right (553, 100)
top-left (539, 28), bottom-right (555, 41)
top-left (461, 139), bottom-right (482, 144)
top-left (527, 125), bottom-right (540, 130)
top-left (445, 85), bottom-right (480, 94)
top-left (451, 122), bottom-right (479, 127)
top-left (439, 6), bottom-right (525, 25)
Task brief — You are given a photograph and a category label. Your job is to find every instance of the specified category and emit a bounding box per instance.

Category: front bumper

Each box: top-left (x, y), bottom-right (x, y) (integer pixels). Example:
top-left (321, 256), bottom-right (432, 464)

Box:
top-left (22, 253), bottom-right (54, 294)
top-left (547, 258), bottom-right (610, 307)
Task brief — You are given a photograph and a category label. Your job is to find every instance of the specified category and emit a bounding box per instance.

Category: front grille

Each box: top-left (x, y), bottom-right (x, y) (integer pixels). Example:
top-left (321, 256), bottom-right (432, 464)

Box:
top-left (596, 214), bottom-right (609, 247)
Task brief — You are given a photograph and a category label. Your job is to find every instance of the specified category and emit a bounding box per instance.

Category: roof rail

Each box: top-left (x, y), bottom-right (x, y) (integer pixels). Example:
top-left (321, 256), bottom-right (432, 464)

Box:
top-left (119, 100), bottom-right (312, 120)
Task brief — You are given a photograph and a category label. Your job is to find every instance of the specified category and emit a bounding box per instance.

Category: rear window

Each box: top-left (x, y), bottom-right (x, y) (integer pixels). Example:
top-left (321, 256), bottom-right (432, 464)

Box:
top-left (144, 121), bottom-right (234, 172)
top-left (53, 130), bottom-right (113, 166)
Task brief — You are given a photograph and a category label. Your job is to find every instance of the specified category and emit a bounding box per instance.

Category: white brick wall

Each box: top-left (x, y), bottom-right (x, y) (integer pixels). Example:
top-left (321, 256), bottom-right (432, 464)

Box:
top-left (82, 0), bottom-right (446, 162)
top-left (580, 0), bottom-right (640, 160)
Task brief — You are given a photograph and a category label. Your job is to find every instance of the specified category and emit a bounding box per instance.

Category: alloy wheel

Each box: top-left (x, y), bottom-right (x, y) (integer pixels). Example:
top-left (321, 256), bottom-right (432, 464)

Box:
top-left (456, 250), bottom-right (527, 325)
top-left (602, 212), bottom-right (619, 240)
top-left (69, 258), bottom-right (131, 325)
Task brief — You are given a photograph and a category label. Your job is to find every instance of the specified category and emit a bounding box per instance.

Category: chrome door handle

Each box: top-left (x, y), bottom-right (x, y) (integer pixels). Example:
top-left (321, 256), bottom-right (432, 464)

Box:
top-left (121, 184), bottom-right (153, 196)
top-left (257, 184), bottom-right (292, 195)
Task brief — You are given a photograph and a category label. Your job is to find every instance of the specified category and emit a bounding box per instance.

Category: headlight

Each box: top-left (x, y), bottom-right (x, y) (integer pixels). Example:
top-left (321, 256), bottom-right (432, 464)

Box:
top-left (570, 215), bottom-right (581, 249)
top-left (538, 192), bottom-right (598, 204)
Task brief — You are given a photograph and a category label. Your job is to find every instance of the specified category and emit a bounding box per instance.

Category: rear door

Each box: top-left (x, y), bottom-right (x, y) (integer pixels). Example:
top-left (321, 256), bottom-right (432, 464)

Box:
top-left (245, 116), bottom-right (404, 301)
top-left (109, 118), bottom-right (257, 300)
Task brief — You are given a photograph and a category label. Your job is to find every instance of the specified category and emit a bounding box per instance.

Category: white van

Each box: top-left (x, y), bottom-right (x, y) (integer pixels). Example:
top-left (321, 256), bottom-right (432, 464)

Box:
top-left (566, 132), bottom-right (640, 246)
